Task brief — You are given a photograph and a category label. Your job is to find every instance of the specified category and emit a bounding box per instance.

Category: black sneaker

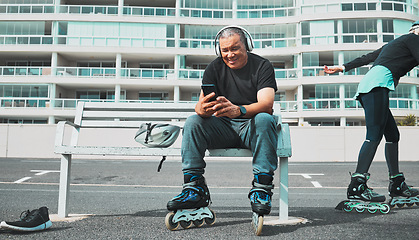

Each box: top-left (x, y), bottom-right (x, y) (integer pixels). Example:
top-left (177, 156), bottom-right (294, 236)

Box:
top-left (0, 206), bottom-right (52, 231)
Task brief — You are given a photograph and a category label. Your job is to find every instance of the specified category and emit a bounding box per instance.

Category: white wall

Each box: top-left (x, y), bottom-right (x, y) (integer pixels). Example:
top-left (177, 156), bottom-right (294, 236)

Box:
top-left (1, 124), bottom-right (419, 162)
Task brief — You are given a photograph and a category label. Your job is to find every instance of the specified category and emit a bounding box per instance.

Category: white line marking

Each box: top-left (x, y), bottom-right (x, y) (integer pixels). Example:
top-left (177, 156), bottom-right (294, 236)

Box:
top-left (311, 181), bottom-right (322, 188)
top-left (14, 177), bottom-right (32, 183)
top-left (30, 170), bottom-right (60, 176)
top-left (289, 173), bottom-right (324, 179)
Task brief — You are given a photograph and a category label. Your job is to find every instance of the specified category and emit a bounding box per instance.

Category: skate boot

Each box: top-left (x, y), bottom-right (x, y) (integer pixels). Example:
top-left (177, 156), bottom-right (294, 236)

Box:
top-left (388, 173), bottom-right (419, 208)
top-left (248, 173), bottom-right (274, 236)
top-left (165, 174), bottom-right (215, 231)
top-left (336, 173), bottom-right (390, 214)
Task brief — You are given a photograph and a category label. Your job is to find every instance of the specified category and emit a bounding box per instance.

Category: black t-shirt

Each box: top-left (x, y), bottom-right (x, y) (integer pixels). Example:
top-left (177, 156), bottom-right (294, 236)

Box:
top-left (202, 53), bottom-right (277, 105)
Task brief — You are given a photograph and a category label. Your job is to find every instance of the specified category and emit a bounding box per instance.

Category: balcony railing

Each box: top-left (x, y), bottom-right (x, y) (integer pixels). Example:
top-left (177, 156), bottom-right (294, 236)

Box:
top-left (178, 69), bottom-right (204, 80)
top-left (275, 69), bottom-right (298, 79)
top-left (1, 1), bottom-right (417, 17)
top-left (57, 67), bottom-right (116, 78)
top-left (301, 1), bottom-right (418, 15)
top-left (0, 4), bottom-right (54, 14)
top-left (123, 6), bottom-right (175, 17)
top-left (0, 97), bottom-right (50, 108)
top-left (0, 66), bottom-right (50, 76)
top-left (0, 35), bottom-right (53, 45)
top-left (180, 7), bottom-right (233, 18)
top-left (237, 6), bottom-right (296, 18)
top-left (1, 97), bottom-right (418, 112)
top-left (59, 5), bottom-right (118, 15)
top-left (121, 68), bottom-right (174, 79)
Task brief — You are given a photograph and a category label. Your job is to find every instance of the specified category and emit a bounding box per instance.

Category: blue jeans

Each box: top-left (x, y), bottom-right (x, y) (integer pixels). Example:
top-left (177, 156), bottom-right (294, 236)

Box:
top-left (181, 113), bottom-right (279, 176)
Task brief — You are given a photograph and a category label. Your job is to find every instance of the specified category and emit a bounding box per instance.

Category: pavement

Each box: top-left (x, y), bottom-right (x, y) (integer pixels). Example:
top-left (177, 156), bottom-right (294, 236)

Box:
top-left (0, 157), bottom-right (419, 239)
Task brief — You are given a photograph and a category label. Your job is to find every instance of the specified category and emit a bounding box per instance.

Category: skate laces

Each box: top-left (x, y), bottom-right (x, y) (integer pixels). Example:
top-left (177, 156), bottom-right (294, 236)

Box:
top-left (173, 187), bottom-right (203, 203)
top-left (19, 209), bottom-right (38, 222)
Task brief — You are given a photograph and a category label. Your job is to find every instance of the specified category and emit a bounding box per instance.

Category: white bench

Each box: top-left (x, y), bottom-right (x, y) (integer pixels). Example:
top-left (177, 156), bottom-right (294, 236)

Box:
top-left (54, 101), bottom-right (292, 221)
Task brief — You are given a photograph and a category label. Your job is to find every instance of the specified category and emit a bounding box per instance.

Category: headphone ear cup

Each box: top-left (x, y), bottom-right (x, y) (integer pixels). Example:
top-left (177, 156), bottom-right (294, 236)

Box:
top-left (246, 37), bottom-right (253, 51)
top-left (215, 42), bottom-right (220, 57)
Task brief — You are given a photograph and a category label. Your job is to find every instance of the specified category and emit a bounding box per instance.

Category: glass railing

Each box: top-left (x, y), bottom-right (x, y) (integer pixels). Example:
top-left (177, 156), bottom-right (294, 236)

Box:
top-left (253, 37), bottom-right (297, 49)
top-left (179, 38), bottom-right (213, 49)
top-left (0, 4), bottom-right (54, 14)
top-left (56, 67), bottom-right (116, 78)
top-left (302, 99), bottom-right (341, 110)
top-left (58, 36), bottom-right (174, 48)
top-left (275, 69), bottom-right (298, 79)
top-left (59, 5), bottom-right (118, 15)
top-left (178, 69), bottom-right (204, 80)
top-left (237, 6), bottom-right (296, 18)
top-left (1, 97), bottom-right (418, 111)
top-left (0, 66), bottom-right (50, 76)
top-left (0, 97), bottom-right (50, 108)
top-left (0, 35), bottom-right (53, 45)
top-left (301, 1), bottom-right (418, 15)
top-left (121, 68), bottom-right (174, 79)
top-left (180, 7), bottom-right (233, 18)
top-left (274, 101), bottom-right (298, 112)
top-left (123, 6), bottom-right (175, 17)
top-left (302, 67), bottom-right (328, 77)
top-left (1, 1), bottom-right (417, 17)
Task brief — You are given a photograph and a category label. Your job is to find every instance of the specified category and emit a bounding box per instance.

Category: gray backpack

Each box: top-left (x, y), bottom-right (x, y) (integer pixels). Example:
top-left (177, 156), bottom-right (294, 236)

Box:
top-left (134, 123), bottom-right (180, 148)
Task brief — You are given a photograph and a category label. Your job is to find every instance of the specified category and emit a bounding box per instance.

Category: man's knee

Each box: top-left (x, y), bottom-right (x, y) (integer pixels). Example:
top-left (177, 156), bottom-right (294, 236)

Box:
top-left (253, 113), bottom-right (276, 129)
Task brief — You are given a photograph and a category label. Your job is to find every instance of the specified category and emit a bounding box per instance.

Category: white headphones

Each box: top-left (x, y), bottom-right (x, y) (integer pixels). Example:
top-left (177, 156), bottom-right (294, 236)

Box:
top-left (214, 25), bottom-right (254, 57)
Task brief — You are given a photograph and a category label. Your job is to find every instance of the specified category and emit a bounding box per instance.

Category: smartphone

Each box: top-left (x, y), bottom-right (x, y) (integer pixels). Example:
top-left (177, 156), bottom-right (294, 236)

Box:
top-left (201, 84), bottom-right (218, 102)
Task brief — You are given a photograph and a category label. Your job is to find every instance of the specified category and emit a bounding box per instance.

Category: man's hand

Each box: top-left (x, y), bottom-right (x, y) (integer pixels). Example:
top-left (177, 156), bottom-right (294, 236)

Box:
top-left (212, 96), bottom-right (242, 118)
top-left (196, 92), bottom-right (218, 117)
top-left (324, 65), bottom-right (343, 74)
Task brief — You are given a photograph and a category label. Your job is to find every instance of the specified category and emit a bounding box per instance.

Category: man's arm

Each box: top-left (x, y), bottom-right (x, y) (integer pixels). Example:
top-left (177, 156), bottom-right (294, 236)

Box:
top-left (212, 87), bottom-right (275, 118)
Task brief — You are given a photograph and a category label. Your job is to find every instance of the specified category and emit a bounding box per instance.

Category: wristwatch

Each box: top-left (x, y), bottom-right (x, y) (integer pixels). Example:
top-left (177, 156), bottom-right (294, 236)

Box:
top-left (238, 105), bottom-right (246, 117)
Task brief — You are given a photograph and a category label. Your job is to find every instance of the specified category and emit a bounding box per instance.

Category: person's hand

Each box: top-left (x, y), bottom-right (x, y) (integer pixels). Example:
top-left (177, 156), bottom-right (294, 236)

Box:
top-left (196, 92), bottom-right (218, 117)
top-left (212, 96), bottom-right (241, 118)
top-left (324, 65), bottom-right (343, 74)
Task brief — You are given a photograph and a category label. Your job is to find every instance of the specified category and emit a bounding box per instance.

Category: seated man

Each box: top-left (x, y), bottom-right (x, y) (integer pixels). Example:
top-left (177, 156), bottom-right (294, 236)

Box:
top-left (167, 26), bottom-right (279, 216)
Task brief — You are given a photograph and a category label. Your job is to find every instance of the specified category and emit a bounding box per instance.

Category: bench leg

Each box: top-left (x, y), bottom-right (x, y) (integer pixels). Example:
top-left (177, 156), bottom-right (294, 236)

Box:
top-left (279, 157), bottom-right (289, 221)
top-left (58, 154), bottom-right (72, 218)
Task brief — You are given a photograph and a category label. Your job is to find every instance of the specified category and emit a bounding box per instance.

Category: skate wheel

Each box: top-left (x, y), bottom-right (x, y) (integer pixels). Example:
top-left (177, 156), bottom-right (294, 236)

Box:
top-left (252, 213), bottom-right (263, 236)
top-left (342, 203), bottom-right (352, 212)
top-left (380, 204), bottom-right (390, 214)
top-left (406, 203), bottom-right (414, 207)
top-left (367, 208), bottom-right (377, 214)
top-left (204, 209), bottom-right (216, 226)
top-left (165, 212), bottom-right (180, 231)
top-left (416, 202), bottom-right (419, 206)
top-left (355, 207), bottom-right (365, 213)
top-left (180, 220), bottom-right (193, 229)
top-left (396, 203), bottom-right (405, 208)
top-left (193, 219), bottom-right (205, 227)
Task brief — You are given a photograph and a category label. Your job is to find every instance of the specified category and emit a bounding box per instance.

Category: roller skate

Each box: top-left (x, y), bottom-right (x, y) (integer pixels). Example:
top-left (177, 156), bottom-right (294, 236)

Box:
top-left (388, 173), bottom-right (419, 208)
top-left (248, 173), bottom-right (274, 236)
top-left (165, 175), bottom-right (215, 231)
top-left (336, 173), bottom-right (390, 214)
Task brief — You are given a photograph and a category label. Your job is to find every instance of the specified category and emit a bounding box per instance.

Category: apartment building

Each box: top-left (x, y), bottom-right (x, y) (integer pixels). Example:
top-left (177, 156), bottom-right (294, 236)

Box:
top-left (0, 0), bottom-right (418, 126)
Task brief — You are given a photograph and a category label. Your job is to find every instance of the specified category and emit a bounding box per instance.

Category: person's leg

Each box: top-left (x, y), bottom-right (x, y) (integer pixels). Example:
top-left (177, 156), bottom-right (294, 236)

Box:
top-left (348, 88), bottom-right (389, 201)
top-left (355, 88), bottom-right (389, 173)
top-left (168, 115), bottom-right (241, 211)
top-left (239, 113), bottom-right (278, 214)
top-left (181, 114), bottom-right (241, 178)
top-left (239, 113), bottom-right (278, 176)
top-left (383, 109), bottom-right (400, 176)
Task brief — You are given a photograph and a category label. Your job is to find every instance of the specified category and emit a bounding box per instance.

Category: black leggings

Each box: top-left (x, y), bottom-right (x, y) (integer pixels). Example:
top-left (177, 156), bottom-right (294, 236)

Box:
top-left (356, 87), bottom-right (400, 175)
